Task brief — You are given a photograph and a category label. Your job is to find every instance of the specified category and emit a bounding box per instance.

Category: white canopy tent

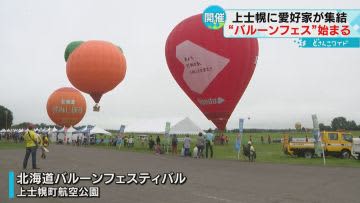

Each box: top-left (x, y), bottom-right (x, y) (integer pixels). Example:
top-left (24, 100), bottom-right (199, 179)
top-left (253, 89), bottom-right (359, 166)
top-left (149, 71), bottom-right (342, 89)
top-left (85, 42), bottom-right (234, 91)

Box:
top-left (125, 118), bottom-right (185, 133)
top-left (56, 127), bottom-right (66, 133)
top-left (79, 126), bottom-right (88, 133)
top-left (169, 117), bottom-right (204, 135)
top-left (66, 126), bottom-right (77, 133)
top-left (48, 127), bottom-right (58, 142)
top-left (55, 126), bottom-right (78, 143)
top-left (124, 117), bottom-right (204, 135)
top-left (90, 126), bottom-right (111, 136)
top-left (51, 126), bottom-right (57, 132)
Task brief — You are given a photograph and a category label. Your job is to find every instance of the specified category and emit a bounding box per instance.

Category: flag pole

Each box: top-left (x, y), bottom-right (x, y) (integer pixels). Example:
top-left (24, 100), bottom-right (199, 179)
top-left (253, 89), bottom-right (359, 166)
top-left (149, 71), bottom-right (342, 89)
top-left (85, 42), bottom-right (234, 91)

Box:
top-left (320, 131), bottom-right (326, 166)
top-left (312, 114), bottom-right (326, 166)
top-left (237, 118), bottom-right (244, 160)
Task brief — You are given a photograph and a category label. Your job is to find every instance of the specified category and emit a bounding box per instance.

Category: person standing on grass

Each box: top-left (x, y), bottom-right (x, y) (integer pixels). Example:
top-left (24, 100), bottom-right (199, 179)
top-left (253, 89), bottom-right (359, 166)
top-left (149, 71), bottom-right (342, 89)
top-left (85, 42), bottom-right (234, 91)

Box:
top-left (205, 130), bottom-right (214, 158)
top-left (128, 136), bottom-right (134, 148)
top-left (116, 136), bottom-right (122, 150)
top-left (183, 135), bottom-right (191, 157)
top-left (23, 125), bottom-right (40, 169)
top-left (156, 135), bottom-right (161, 145)
top-left (124, 136), bottom-right (128, 147)
top-left (261, 135), bottom-right (264, 144)
top-left (171, 134), bottom-right (178, 155)
top-left (220, 134), bottom-right (225, 145)
top-left (148, 136), bottom-right (155, 150)
top-left (268, 135), bottom-right (271, 144)
top-left (197, 133), bottom-right (205, 158)
top-left (140, 136), bottom-right (145, 147)
top-left (248, 141), bottom-right (256, 162)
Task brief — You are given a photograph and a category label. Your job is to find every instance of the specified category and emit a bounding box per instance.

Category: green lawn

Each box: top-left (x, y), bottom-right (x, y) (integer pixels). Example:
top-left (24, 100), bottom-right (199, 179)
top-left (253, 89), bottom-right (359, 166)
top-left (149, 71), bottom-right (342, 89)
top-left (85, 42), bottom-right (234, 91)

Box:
top-left (90, 131), bottom-right (360, 167)
top-left (2, 131), bottom-right (360, 167)
top-left (0, 140), bottom-right (23, 149)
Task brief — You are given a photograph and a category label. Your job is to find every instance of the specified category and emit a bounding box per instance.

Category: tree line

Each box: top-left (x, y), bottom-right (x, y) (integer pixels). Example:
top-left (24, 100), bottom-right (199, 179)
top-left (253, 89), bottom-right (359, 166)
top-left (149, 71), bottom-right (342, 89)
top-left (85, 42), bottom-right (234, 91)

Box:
top-left (319, 117), bottom-right (359, 131)
top-left (1, 105), bottom-right (359, 132)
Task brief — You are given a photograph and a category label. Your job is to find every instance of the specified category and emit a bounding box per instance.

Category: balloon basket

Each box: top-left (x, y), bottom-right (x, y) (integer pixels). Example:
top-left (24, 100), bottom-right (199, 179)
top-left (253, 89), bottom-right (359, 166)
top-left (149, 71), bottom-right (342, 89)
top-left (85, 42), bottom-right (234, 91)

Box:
top-left (93, 104), bottom-right (100, 112)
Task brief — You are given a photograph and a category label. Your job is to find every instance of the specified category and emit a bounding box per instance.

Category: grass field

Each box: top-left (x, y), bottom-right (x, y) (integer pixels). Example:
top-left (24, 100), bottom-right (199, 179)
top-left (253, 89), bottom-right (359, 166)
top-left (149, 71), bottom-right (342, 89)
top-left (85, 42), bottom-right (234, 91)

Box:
top-left (2, 131), bottom-right (360, 167)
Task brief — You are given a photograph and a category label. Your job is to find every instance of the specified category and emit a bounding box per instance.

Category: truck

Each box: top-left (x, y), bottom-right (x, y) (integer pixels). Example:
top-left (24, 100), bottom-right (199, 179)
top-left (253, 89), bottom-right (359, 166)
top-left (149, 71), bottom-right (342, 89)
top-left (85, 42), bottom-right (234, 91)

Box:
top-left (283, 131), bottom-right (353, 159)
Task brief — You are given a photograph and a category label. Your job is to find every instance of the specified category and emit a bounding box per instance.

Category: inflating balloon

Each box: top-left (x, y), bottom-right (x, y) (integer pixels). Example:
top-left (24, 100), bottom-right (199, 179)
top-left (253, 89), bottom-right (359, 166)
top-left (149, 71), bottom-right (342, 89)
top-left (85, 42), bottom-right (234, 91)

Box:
top-left (165, 14), bottom-right (259, 130)
top-left (65, 40), bottom-right (127, 111)
top-left (47, 87), bottom-right (86, 128)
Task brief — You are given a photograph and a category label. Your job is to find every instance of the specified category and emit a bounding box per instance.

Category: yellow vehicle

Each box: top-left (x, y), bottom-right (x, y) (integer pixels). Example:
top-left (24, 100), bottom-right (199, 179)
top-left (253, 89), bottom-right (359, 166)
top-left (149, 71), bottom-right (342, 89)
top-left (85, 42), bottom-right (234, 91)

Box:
top-left (283, 131), bottom-right (353, 159)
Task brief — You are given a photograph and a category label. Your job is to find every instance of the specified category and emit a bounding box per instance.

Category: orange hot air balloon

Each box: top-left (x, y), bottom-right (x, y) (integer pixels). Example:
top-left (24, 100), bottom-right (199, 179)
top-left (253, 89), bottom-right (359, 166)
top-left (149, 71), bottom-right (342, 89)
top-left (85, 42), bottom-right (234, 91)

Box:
top-left (65, 40), bottom-right (126, 111)
top-left (47, 87), bottom-right (87, 127)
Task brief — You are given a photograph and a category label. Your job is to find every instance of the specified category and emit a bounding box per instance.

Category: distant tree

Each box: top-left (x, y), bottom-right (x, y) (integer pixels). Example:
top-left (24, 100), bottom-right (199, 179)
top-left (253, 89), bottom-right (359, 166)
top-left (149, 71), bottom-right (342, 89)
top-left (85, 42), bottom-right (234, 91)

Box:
top-left (0, 105), bottom-right (13, 129)
top-left (11, 122), bottom-right (32, 129)
top-left (319, 123), bottom-right (332, 131)
top-left (12, 122), bottom-right (56, 129)
top-left (347, 120), bottom-right (357, 131)
top-left (331, 117), bottom-right (348, 130)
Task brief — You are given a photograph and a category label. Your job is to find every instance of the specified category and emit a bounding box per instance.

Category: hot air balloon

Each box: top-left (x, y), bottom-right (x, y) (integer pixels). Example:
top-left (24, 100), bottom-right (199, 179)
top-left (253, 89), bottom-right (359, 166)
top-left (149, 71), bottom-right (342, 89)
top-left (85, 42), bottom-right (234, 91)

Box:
top-left (295, 122), bottom-right (302, 131)
top-left (65, 40), bottom-right (126, 111)
top-left (47, 87), bottom-right (86, 128)
top-left (165, 14), bottom-right (259, 131)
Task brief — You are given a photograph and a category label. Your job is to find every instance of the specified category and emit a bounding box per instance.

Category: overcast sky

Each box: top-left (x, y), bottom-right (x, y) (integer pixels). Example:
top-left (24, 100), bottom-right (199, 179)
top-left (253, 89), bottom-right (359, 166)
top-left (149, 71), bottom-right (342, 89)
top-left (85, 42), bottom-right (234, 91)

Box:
top-left (1, 0), bottom-right (359, 130)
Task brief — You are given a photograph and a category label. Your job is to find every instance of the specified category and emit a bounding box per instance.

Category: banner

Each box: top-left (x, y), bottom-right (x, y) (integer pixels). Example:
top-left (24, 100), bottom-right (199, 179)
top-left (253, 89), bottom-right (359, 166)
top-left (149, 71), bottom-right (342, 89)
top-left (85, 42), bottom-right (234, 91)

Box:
top-left (239, 118), bottom-right (244, 134)
top-left (203, 5), bottom-right (360, 48)
top-left (312, 114), bottom-right (322, 157)
top-left (165, 122), bottom-right (171, 137)
top-left (119, 125), bottom-right (125, 134)
top-left (118, 125), bottom-right (125, 138)
top-left (235, 118), bottom-right (244, 152)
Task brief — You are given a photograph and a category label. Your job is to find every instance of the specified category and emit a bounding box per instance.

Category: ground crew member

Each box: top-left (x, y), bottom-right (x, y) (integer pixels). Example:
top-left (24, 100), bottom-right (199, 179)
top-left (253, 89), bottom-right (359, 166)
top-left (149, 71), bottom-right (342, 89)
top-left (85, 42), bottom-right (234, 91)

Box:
top-left (23, 125), bottom-right (40, 169)
top-left (205, 130), bottom-right (214, 158)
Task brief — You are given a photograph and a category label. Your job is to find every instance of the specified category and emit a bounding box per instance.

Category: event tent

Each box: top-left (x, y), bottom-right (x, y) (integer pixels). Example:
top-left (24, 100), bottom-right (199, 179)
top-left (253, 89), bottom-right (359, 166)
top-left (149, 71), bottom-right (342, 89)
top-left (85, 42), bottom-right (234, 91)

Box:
top-left (56, 127), bottom-right (66, 133)
top-left (169, 117), bottom-right (204, 135)
top-left (51, 126), bottom-right (57, 132)
top-left (125, 117), bottom-right (205, 134)
top-left (66, 126), bottom-right (77, 133)
top-left (90, 126), bottom-right (111, 135)
top-left (125, 118), bottom-right (186, 133)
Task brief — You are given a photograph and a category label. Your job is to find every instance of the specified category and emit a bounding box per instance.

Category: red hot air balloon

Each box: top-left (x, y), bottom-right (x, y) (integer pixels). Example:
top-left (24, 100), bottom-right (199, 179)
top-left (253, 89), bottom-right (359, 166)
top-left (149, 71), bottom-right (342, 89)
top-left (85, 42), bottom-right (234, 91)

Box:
top-left (165, 14), bottom-right (259, 130)
top-left (47, 87), bottom-right (87, 127)
top-left (65, 40), bottom-right (126, 111)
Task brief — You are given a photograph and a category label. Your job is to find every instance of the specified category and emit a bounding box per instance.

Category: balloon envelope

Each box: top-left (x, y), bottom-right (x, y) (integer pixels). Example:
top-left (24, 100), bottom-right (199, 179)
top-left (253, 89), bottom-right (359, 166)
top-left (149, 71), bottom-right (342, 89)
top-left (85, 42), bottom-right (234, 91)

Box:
top-left (47, 87), bottom-right (86, 127)
top-left (165, 14), bottom-right (259, 130)
top-left (66, 40), bottom-right (127, 104)
top-left (295, 122), bottom-right (302, 130)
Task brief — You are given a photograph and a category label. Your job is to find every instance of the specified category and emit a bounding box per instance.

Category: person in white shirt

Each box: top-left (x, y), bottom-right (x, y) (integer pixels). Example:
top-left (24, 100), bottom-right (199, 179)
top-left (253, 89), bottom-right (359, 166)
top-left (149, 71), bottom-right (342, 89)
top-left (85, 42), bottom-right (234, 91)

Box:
top-left (183, 135), bottom-right (191, 157)
top-left (128, 136), bottom-right (134, 147)
top-left (248, 141), bottom-right (256, 162)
